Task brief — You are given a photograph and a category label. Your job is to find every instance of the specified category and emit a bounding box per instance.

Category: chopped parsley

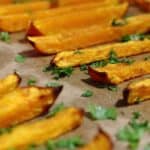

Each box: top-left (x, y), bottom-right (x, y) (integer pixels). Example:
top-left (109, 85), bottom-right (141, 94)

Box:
top-left (47, 103), bottom-right (65, 117)
top-left (121, 33), bottom-right (145, 42)
top-left (112, 18), bottom-right (127, 26)
top-left (0, 32), bottom-right (11, 42)
top-left (42, 65), bottom-right (52, 72)
top-left (74, 50), bottom-right (83, 54)
top-left (144, 144), bottom-right (150, 150)
top-left (86, 103), bottom-right (117, 120)
top-left (80, 64), bottom-right (88, 71)
top-left (90, 60), bottom-right (108, 68)
top-left (0, 127), bottom-right (13, 135)
top-left (46, 136), bottom-right (84, 150)
top-left (116, 112), bottom-right (150, 150)
top-left (50, 67), bottom-right (74, 80)
top-left (15, 54), bottom-right (26, 63)
top-left (46, 82), bottom-right (61, 88)
top-left (81, 90), bottom-right (93, 97)
top-left (27, 77), bottom-right (37, 86)
top-left (144, 56), bottom-right (150, 61)
top-left (27, 144), bottom-right (37, 150)
top-left (90, 50), bottom-right (134, 69)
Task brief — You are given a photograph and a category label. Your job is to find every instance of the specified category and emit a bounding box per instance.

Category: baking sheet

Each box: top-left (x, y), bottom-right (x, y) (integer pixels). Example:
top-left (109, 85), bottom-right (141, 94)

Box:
top-left (0, 5), bottom-right (149, 150)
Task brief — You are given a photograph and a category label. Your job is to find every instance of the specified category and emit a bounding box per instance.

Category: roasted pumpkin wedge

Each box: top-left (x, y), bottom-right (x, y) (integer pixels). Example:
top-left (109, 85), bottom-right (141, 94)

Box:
top-left (27, 3), bottom-right (128, 36)
top-left (124, 78), bottom-right (150, 104)
top-left (0, 107), bottom-right (83, 150)
top-left (80, 130), bottom-right (113, 150)
top-left (55, 0), bottom-right (119, 6)
top-left (28, 14), bottom-right (150, 54)
top-left (0, 73), bottom-right (21, 96)
top-left (53, 39), bottom-right (150, 67)
top-left (0, 1), bottom-right (50, 15)
top-left (0, 86), bottom-right (62, 128)
top-left (89, 59), bottom-right (150, 85)
top-left (0, 1), bottom-right (118, 32)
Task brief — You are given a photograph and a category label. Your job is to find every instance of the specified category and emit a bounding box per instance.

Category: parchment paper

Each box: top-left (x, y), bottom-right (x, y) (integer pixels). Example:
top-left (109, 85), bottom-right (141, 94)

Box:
top-left (0, 5), bottom-right (149, 150)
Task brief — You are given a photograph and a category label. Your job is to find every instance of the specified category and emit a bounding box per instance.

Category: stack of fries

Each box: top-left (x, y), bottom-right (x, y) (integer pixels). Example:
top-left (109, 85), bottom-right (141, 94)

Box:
top-left (0, 0), bottom-right (149, 149)
top-left (0, 73), bottom-right (112, 150)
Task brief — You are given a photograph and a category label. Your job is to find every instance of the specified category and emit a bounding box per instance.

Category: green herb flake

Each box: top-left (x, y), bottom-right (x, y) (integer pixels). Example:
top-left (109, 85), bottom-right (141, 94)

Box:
top-left (98, 84), bottom-right (118, 92)
top-left (47, 103), bottom-right (65, 117)
top-left (27, 77), bottom-right (37, 86)
top-left (46, 136), bottom-right (84, 150)
top-left (15, 54), bottom-right (26, 63)
top-left (74, 50), bottom-right (83, 54)
top-left (144, 56), bottom-right (150, 61)
top-left (0, 32), bottom-right (11, 42)
top-left (87, 103), bottom-right (117, 120)
top-left (42, 65), bottom-right (51, 72)
top-left (112, 18), bottom-right (127, 26)
top-left (51, 67), bottom-right (74, 80)
top-left (81, 90), bottom-right (93, 97)
top-left (121, 34), bottom-right (145, 42)
top-left (116, 113), bottom-right (150, 150)
top-left (90, 60), bottom-right (108, 68)
top-left (46, 82), bottom-right (61, 88)
top-left (144, 144), bottom-right (150, 150)
top-left (0, 127), bottom-right (13, 135)
top-left (27, 144), bottom-right (37, 150)
top-left (80, 64), bottom-right (88, 71)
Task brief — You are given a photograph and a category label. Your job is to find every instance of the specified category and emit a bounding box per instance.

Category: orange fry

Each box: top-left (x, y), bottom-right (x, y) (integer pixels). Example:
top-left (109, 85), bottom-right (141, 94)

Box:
top-left (0, 107), bottom-right (84, 150)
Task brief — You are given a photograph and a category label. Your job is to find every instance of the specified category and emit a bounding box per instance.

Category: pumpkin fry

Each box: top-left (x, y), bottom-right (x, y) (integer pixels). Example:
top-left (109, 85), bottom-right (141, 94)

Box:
top-left (88, 60), bottom-right (150, 85)
top-left (0, 107), bottom-right (84, 150)
top-left (0, 73), bottom-right (21, 96)
top-left (124, 78), bottom-right (150, 104)
top-left (27, 3), bottom-right (128, 36)
top-left (0, 86), bottom-right (62, 128)
top-left (28, 14), bottom-right (150, 54)
top-left (0, 1), bottom-right (50, 15)
top-left (53, 39), bottom-right (150, 67)
top-left (80, 130), bottom-right (113, 150)
top-left (0, 1), bottom-right (118, 32)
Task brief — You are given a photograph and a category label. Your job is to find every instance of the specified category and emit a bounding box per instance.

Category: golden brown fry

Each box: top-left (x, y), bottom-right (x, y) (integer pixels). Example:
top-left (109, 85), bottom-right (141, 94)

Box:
top-left (0, 1), bottom-right (50, 15)
top-left (28, 14), bottom-right (150, 54)
top-left (27, 3), bottom-right (128, 36)
top-left (0, 107), bottom-right (84, 150)
top-left (0, 73), bottom-right (21, 96)
top-left (80, 130), bottom-right (113, 150)
top-left (135, 0), bottom-right (150, 11)
top-left (0, 1), bottom-right (118, 32)
top-left (56, 0), bottom-right (119, 6)
top-left (0, 86), bottom-right (62, 128)
top-left (88, 60), bottom-right (150, 85)
top-left (124, 78), bottom-right (150, 104)
top-left (53, 39), bottom-right (150, 67)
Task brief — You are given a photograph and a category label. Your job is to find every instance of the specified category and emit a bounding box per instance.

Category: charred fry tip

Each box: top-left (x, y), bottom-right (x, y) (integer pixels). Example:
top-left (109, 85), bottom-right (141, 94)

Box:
top-left (13, 72), bottom-right (22, 83)
top-left (27, 23), bottom-right (42, 37)
top-left (52, 85), bottom-right (63, 99)
top-left (97, 128), bottom-right (113, 146)
top-left (88, 66), bottom-right (112, 85)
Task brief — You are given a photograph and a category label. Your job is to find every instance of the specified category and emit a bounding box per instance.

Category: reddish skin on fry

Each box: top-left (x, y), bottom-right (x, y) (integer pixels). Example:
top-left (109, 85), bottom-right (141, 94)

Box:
top-left (88, 60), bottom-right (150, 85)
top-left (135, 0), bottom-right (150, 11)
